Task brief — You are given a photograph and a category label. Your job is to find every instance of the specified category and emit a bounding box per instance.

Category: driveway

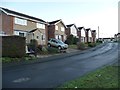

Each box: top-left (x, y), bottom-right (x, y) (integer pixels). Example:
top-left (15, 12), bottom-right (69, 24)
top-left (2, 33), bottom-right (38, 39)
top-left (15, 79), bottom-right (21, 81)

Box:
top-left (2, 42), bottom-right (118, 88)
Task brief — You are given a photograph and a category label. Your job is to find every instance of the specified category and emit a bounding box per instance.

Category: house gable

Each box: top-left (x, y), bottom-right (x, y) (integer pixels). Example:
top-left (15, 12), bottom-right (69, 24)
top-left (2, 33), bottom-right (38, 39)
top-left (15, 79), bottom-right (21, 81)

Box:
top-left (70, 25), bottom-right (77, 36)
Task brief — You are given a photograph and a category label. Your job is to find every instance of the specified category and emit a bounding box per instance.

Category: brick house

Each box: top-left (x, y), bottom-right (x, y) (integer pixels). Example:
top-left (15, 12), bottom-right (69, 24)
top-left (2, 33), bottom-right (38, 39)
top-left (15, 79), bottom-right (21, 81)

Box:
top-left (91, 30), bottom-right (96, 43)
top-left (78, 27), bottom-right (87, 43)
top-left (0, 7), bottom-right (48, 45)
top-left (48, 19), bottom-right (67, 42)
top-left (114, 33), bottom-right (120, 42)
top-left (66, 24), bottom-right (78, 38)
top-left (85, 28), bottom-right (92, 43)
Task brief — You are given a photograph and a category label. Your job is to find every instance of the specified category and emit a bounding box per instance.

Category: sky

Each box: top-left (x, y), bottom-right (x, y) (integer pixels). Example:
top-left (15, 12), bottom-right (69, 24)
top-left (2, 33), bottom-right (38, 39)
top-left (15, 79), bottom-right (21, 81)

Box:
top-left (0, 0), bottom-right (119, 38)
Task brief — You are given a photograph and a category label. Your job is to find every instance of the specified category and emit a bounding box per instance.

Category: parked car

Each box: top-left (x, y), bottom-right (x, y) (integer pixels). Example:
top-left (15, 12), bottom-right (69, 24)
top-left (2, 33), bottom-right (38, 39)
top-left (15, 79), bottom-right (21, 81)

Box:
top-left (48, 38), bottom-right (68, 50)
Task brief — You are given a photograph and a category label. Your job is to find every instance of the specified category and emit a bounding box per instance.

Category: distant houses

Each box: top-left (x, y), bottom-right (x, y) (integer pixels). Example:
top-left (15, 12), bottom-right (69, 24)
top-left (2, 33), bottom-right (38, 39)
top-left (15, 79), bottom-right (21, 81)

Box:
top-left (114, 33), bottom-right (120, 42)
top-left (0, 7), bottom-right (97, 45)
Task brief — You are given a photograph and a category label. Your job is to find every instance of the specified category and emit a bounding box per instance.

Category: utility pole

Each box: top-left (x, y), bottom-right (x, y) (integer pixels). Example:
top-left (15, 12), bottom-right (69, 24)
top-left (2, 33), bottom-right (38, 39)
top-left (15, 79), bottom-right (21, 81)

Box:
top-left (98, 26), bottom-right (99, 39)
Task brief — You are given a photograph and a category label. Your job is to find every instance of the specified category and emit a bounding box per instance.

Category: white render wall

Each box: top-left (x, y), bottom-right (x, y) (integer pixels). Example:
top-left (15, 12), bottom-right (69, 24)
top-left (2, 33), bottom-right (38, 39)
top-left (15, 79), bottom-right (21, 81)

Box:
top-left (70, 25), bottom-right (77, 37)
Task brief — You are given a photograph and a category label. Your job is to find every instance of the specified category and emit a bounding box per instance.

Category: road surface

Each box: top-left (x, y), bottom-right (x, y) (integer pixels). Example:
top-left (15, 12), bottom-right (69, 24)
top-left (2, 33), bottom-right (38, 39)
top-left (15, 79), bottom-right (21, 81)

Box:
top-left (2, 42), bottom-right (119, 88)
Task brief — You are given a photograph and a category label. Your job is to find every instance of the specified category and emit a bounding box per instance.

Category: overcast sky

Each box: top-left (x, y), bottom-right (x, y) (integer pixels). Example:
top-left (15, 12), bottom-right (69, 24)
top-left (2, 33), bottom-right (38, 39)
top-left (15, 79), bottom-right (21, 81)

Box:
top-left (0, 0), bottom-right (119, 38)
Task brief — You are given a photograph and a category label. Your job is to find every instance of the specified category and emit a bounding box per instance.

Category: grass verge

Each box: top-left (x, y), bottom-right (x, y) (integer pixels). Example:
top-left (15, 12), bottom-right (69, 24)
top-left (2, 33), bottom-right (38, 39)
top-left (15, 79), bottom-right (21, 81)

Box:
top-left (1, 56), bottom-right (37, 63)
top-left (58, 66), bottom-right (119, 88)
top-left (68, 45), bottom-right (77, 49)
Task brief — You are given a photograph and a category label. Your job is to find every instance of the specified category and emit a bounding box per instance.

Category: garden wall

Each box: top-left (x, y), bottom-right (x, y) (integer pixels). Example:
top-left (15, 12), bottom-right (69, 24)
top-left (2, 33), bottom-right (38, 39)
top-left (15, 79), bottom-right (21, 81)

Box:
top-left (1, 36), bottom-right (26, 57)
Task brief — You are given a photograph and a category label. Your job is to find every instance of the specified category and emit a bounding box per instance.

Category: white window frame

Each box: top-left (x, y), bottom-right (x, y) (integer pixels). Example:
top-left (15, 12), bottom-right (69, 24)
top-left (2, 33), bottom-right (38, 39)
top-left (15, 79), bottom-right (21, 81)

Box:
top-left (36, 23), bottom-right (45, 29)
top-left (55, 35), bottom-right (59, 39)
top-left (14, 17), bottom-right (27, 26)
top-left (61, 27), bottom-right (65, 32)
top-left (14, 30), bottom-right (27, 37)
top-left (55, 25), bottom-right (58, 30)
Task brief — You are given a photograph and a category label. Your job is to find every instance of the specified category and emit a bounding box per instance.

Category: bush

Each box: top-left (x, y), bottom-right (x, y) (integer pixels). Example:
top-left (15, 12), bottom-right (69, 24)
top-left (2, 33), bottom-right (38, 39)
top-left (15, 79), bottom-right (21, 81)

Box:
top-left (65, 34), bottom-right (78, 45)
top-left (77, 42), bottom-right (87, 50)
top-left (41, 46), bottom-right (48, 54)
top-left (88, 43), bottom-right (96, 47)
top-left (47, 47), bottom-right (59, 54)
top-left (37, 45), bottom-right (43, 51)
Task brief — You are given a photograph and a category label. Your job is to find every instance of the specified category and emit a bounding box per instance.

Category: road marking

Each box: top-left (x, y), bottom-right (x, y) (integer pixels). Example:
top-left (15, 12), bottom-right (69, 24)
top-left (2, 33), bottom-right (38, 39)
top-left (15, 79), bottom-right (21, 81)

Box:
top-left (12, 77), bottom-right (30, 83)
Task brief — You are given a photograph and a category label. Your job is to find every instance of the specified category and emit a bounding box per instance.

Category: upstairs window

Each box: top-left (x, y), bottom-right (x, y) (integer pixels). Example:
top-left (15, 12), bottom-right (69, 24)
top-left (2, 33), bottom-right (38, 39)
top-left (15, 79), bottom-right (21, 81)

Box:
top-left (61, 27), bottom-right (64, 32)
top-left (15, 17), bottom-right (27, 26)
top-left (55, 25), bottom-right (58, 30)
top-left (37, 23), bottom-right (45, 29)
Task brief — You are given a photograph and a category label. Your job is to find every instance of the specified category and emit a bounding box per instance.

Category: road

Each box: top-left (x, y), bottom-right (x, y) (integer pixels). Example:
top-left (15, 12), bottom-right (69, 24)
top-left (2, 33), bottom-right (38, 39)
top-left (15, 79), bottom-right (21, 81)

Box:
top-left (2, 42), bottom-right (119, 88)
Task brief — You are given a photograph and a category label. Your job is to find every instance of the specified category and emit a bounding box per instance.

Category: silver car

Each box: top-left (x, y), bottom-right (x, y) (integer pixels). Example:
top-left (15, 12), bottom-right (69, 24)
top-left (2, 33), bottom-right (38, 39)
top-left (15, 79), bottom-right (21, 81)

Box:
top-left (48, 38), bottom-right (68, 50)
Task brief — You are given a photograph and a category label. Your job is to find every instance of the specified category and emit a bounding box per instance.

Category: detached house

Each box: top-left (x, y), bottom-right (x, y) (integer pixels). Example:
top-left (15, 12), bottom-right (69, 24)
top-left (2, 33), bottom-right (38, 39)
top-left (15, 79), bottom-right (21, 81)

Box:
top-left (91, 30), bottom-right (96, 43)
top-left (78, 27), bottom-right (86, 43)
top-left (48, 19), bottom-right (67, 42)
top-left (85, 28), bottom-right (92, 43)
top-left (66, 24), bottom-right (78, 38)
top-left (0, 7), bottom-right (48, 45)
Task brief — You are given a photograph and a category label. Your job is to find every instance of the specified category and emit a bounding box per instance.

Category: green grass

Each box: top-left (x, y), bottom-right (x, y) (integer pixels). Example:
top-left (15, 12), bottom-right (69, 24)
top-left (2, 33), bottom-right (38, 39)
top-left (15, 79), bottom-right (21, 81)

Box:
top-left (59, 66), bottom-right (119, 88)
top-left (1, 56), bottom-right (37, 63)
top-left (68, 45), bottom-right (77, 49)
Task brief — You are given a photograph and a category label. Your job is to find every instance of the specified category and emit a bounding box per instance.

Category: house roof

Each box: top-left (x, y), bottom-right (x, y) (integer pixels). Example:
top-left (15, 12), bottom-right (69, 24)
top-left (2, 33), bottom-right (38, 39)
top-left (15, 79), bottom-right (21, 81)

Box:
top-left (28, 28), bottom-right (43, 33)
top-left (49, 19), bottom-right (61, 24)
top-left (86, 28), bottom-right (91, 31)
top-left (28, 28), bottom-right (38, 33)
top-left (92, 30), bottom-right (96, 32)
top-left (78, 27), bottom-right (84, 30)
top-left (0, 7), bottom-right (46, 23)
top-left (48, 19), bottom-right (67, 28)
top-left (66, 24), bottom-right (79, 31)
top-left (117, 33), bottom-right (120, 35)
top-left (66, 24), bottom-right (74, 27)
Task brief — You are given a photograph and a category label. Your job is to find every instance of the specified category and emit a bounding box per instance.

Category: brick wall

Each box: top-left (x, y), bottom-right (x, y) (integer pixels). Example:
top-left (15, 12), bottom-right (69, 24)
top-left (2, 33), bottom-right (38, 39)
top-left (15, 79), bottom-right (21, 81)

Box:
top-left (2, 13), bottom-right (14, 35)
top-left (2, 36), bottom-right (26, 57)
top-left (45, 24), bottom-right (48, 44)
top-left (48, 25), bottom-right (55, 40)
top-left (86, 30), bottom-right (89, 43)
top-left (77, 30), bottom-right (81, 42)
top-left (65, 28), bottom-right (70, 38)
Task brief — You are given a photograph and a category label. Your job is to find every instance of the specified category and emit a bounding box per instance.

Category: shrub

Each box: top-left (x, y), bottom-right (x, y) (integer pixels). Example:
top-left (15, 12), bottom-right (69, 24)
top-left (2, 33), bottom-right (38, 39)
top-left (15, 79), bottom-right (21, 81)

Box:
top-left (65, 34), bottom-right (78, 45)
top-left (47, 47), bottom-right (59, 54)
top-left (88, 43), bottom-right (96, 47)
top-left (37, 45), bottom-right (43, 51)
top-left (77, 42), bottom-right (87, 50)
top-left (41, 46), bottom-right (48, 54)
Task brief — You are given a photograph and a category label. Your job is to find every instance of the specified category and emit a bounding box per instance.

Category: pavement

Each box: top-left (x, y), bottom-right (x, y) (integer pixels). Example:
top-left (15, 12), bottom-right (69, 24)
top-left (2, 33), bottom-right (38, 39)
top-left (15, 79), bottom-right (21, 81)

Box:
top-left (2, 43), bottom-right (106, 68)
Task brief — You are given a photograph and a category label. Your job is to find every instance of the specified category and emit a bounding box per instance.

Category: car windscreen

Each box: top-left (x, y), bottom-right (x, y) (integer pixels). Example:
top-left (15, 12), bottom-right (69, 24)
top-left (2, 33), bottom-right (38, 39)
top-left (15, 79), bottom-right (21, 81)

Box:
top-left (57, 40), bottom-right (64, 44)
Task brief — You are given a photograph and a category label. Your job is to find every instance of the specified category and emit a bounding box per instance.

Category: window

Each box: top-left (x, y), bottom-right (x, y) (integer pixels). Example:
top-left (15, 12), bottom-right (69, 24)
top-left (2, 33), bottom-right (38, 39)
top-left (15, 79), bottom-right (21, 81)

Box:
top-left (55, 25), bottom-right (58, 30)
top-left (37, 23), bottom-right (45, 29)
top-left (15, 17), bottom-right (27, 25)
top-left (19, 32), bottom-right (24, 37)
top-left (36, 36), bottom-right (39, 39)
top-left (61, 27), bottom-right (64, 32)
top-left (55, 35), bottom-right (59, 39)
top-left (42, 34), bottom-right (45, 40)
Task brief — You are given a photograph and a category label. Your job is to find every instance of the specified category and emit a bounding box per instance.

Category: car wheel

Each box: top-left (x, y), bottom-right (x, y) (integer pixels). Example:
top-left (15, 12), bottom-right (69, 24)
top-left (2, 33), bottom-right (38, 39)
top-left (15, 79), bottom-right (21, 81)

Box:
top-left (48, 44), bottom-right (51, 47)
top-left (58, 46), bottom-right (61, 50)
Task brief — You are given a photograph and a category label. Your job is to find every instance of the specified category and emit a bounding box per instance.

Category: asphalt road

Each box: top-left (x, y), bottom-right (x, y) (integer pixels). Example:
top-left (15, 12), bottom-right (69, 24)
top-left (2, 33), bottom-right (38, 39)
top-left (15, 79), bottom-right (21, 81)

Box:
top-left (2, 42), bottom-right (119, 88)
